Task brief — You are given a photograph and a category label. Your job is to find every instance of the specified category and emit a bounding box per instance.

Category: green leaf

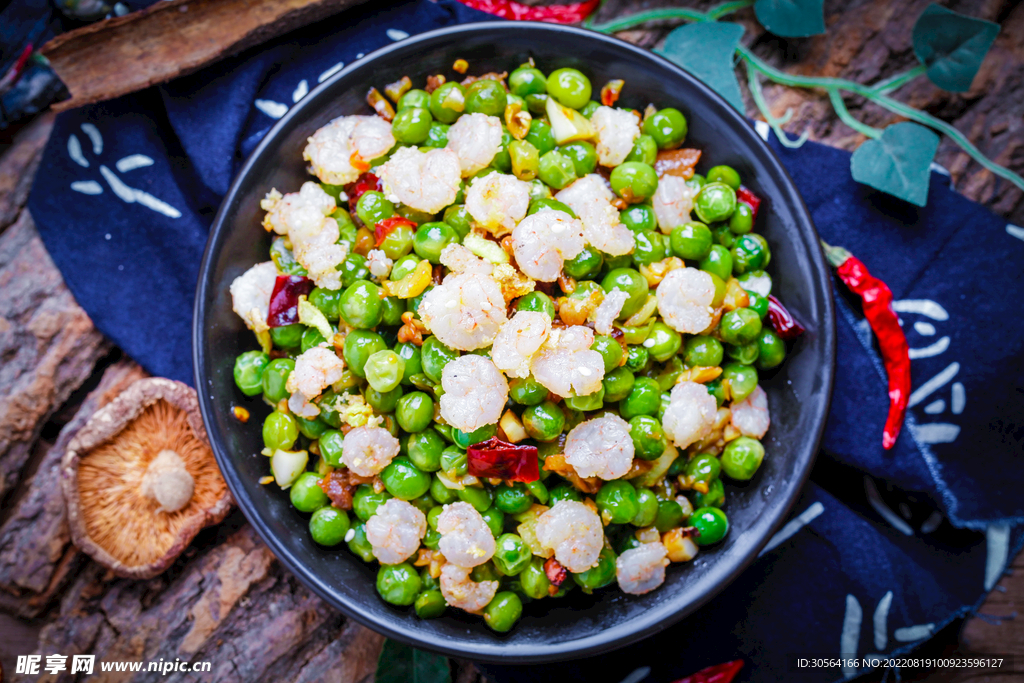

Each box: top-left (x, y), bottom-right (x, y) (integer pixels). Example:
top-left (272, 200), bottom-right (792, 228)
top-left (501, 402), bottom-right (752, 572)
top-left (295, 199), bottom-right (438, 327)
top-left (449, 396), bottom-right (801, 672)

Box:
top-left (754, 0), bottom-right (826, 38)
top-left (850, 122), bottom-right (940, 207)
top-left (375, 640), bottom-right (451, 683)
top-left (912, 4), bottom-right (999, 92)
top-left (657, 22), bottom-right (745, 112)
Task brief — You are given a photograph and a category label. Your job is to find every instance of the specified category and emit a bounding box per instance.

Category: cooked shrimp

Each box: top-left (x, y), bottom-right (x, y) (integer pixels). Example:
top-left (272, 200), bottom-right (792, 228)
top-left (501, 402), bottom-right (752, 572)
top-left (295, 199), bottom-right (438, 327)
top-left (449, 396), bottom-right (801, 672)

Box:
top-left (555, 175), bottom-right (634, 256)
top-left (652, 174), bottom-right (698, 233)
top-left (377, 146), bottom-right (462, 213)
top-left (616, 542), bottom-right (669, 595)
top-left (417, 271), bottom-right (508, 351)
top-left (446, 113), bottom-right (503, 177)
top-left (439, 355), bottom-right (509, 432)
top-left (591, 106), bottom-right (640, 167)
top-left (303, 115), bottom-right (395, 186)
top-left (437, 501), bottom-right (496, 568)
top-left (465, 172), bottom-right (531, 236)
top-left (286, 347), bottom-right (345, 400)
top-left (341, 425), bottom-right (401, 477)
top-left (592, 289), bottom-right (628, 335)
top-left (656, 267), bottom-right (715, 334)
top-left (366, 249), bottom-right (393, 278)
top-left (366, 499), bottom-right (426, 565)
top-left (439, 243), bottom-right (494, 276)
top-left (530, 325), bottom-right (605, 398)
top-left (440, 563), bottom-right (499, 614)
top-left (662, 381), bottom-right (718, 449)
top-left (262, 182), bottom-right (347, 289)
top-left (230, 261), bottom-right (278, 332)
top-left (730, 385), bottom-right (770, 439)
top-left (564, 415), bottom-right (635, 480)
top-left (288, 391), bottom-right (320, 419)
top-left (491, 311), bottom-right (551, 378)
top-left (510, 209), bottom-right (585, 282)
top-left (534, 500), bottom-right (603, 572)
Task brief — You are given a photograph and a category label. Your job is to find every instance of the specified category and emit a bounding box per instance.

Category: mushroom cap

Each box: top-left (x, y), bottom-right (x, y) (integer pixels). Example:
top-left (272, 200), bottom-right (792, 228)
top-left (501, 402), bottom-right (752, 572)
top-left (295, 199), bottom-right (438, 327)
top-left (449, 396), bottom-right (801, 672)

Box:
top-left (61, 378), bottom-right (232, 579)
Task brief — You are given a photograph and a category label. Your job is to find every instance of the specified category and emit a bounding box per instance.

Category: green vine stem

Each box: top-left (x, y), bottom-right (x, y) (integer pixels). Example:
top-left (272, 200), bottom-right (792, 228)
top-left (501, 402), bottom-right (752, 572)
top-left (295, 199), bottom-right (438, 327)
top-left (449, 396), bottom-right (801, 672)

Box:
top-left (828, 87), bottom-right (882, 139)
top-left (747, 67), bottom-right (810, 148)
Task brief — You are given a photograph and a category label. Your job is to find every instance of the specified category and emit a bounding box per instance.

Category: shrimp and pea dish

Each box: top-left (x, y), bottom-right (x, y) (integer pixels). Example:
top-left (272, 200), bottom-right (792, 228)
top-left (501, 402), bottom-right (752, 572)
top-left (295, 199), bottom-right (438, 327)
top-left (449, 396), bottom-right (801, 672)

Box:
top-left (229, 60), bottom-right (791, 633)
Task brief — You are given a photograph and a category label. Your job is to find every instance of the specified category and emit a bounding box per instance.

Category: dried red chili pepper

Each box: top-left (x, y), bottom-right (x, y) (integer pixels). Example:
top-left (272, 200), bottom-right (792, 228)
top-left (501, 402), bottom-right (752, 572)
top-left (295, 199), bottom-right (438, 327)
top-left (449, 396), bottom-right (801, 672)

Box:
top-left (543, 557), bottom-right (568, 587)
top-left (766, 295), bottom-right (805, 340)
top-left (346, 172), bottom-right (381, 212)
top-left (267, 275), bottom-right (314, 327)
top-left (466, 437), bottom-right (539, 482)
top-left (736, 186), bottom-right (761, 221)
top-left (374, 216), bottom-right (416, 247)
top-left (671, 659), bottom-right (744, 683)
top-left (458, 0), bottom-right (600, 23)
top-left (822, 241), bottom-right (910, 450)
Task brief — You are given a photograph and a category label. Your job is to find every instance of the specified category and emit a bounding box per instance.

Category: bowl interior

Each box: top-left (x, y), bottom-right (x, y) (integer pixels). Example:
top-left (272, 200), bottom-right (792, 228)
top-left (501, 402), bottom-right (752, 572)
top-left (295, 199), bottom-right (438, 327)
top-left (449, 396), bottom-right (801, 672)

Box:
top-left (194, 22), bottom-right (835, 663)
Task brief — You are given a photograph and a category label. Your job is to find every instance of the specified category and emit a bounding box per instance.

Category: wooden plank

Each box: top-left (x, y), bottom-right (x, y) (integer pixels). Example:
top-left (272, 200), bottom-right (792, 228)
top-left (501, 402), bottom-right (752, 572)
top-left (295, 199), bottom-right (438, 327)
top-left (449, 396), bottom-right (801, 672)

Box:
top-left (42, 0), bottom-right (370, 112)
top-left (0, 113), bottom-right (54, 234)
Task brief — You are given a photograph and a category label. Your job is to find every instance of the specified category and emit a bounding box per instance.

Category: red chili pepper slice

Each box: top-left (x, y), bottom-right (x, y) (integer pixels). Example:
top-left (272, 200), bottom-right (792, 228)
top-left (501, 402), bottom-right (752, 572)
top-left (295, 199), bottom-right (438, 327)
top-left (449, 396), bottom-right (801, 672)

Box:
top-left (822, 241), bottom-right (911, 450)
top-left (766, 295), bottom-right (805, 340)
top-left (458, 0), bottom-right (600, 23)
top-left (671, 659), bottom-right (744, 683)
top-left (736, 186), bottom-right (761, 221)
top-left (346, 172), bottom-right (382, 212)
top-left (267, 275), bottom-right (314, 327)
top-left (466, 437), bottom-right (539, 482)
top-left (374, 216), bottom-right (417, 247)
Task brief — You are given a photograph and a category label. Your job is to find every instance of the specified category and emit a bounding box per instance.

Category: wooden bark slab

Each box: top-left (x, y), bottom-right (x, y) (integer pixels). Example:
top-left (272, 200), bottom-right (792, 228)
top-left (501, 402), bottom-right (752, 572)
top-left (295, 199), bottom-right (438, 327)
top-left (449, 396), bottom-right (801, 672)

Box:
top-left (42, 0), bottom-right (370, 112)
top-left (0, 210), bottom-right (110, 504)
top-left (0, 113), bottom-right (54, 234)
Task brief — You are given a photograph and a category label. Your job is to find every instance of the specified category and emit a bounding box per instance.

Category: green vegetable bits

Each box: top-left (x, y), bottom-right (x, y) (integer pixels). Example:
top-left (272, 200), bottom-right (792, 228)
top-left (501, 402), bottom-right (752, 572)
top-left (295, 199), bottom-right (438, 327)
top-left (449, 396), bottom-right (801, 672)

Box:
top-left (228, 60), bottom-right (788, 635)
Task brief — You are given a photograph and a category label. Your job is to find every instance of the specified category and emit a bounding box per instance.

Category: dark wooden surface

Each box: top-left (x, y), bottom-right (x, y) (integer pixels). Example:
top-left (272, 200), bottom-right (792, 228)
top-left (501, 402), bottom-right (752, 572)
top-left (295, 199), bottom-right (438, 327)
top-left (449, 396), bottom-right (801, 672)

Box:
top-left (0, 1), bottom-right (1021, 681)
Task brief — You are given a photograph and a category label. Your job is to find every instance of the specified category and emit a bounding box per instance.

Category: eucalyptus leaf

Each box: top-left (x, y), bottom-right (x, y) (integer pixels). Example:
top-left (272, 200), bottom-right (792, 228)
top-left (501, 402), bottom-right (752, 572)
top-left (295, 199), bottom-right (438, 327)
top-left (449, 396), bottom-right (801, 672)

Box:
top-left (912, 4), bottom-right (999, 92)
top-left (850, 122), bottom-right (940, 207)
top-left (754, 0), bottom-right (826, 38)
top-left (375, 639), bottom-right (451, 683)
top-left (657, 22), bottom-right (745, 112)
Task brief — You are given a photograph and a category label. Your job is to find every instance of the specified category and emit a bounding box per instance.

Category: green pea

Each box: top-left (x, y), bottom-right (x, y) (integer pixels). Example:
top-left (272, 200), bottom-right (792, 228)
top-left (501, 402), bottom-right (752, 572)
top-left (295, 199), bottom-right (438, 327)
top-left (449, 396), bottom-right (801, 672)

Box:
top-left (546, 68), bottom-right (592, 109)
top-left (394, 342), bottom-right (423, 384)
top-left (296, 414), bottom-right (329, 440)
top-left (654, 498), bottom-right (686, 533)
top-left (705, 378), bottom-right (726, 407)
top-left (610, 161), bottom-right (659, 201)
top-left (262, 411), bottom-right (298, 452)
top-left (528, 197), bottom-right (576, 219)
top-left (694, 182), bottom-right (736, 224)
top-left (538, 150), bottom-right (577, 190)
top-left (601, 268), bottom-right (649, 319)
top-left (632, 229), bottom-right (666, 267)
top-left (412, 589), bottom-right (446, 619)
top-left (491, 129), bottom-right (514, 174)
top-left (270, 323), bottom-right (303, 350)
top-left (298, 327), bottom-right (324, 354)
top-left (381, 457), bottom-right (431, 500)
top-left (722, 362), bottom-right (758, 403)
top-left (699, 244), bottom-right (734, 281)
top-left (629, 415), bottom-right (667, 461)
top-left (484, 591), bottom-right (523, 632)
top-left (270, 236), bottom-right (307, 276)
top-left (682, 335), bottom-right (722, 368)
top-left (493, 533), bottom-right (532, 575)
top-left (757, 329), bottom-right (786, 369)
top-left (234, 350), bottom-right (269, 396)
top-left (722, 436), bottom-right (765, 480)
top-left (706, 164), bottom-right (740, 189)
top-left (645, 322), bottom-right (681, 362)
top-left (406, 429), bottom-right (445, 473)
top-left (456, 485), bottom-right (493, 513)
top-left (377, 224), bottom-right (414, 260)
top-left (720, 308), bottom-right (763, 346)
top-left (620, 377), bottom-right (661, 419)
top-left (481, 507), bottom-right (505, 537)
top-left (525, 93), bottom-right (549, 115)
top-left (563, 245), bottom-right (603, 280)
top-left (441, 205), bottom-right (472, 239)
top-left (558, 141), bottom-right (597, 176)
top-left (309, 506), bottom-right (349, 546)
top-left (746, 291), bottom-right (770, 319)
top-left (430, 473), bottom-right (459, 504)
top-left (642, 108), bottom-right (687, 149)
top-left (342, 331), bottom-right (385, 378)
top-left (508, 139), bottom-right (541, 181)
top-left (398, 88), bottom-right (430, 111)
top-left (516, 291), bottom-right (556, 320)
top-left (683, 453), bottom-right (721, 488)
top-left (308, 288), bottom-right (342, 322)
top-left (412, 222), bottom-right (458, 264)
top-left (603, 253), bottom-right (634, 272)
top-left (602, 367), bottom-right (635, 403)
top-left (261, 358), bottom-right (294, 403)
top-left (616, 532), bottom-right (642, 555)
top-left (726, 340), bottom-right (760, 365)
top-left (564, 385), bottom-right (604, 412)
top-left (597, 480), bottom-right (639, 524)
top-left (396, 391), bottom-right (435, 433)
top-left (525, 119), bottom-right (556, 155)
top-left (317, 431), bottom-right (344, 468)
top-left (495, 483), bottom-right (534, 515)
top-left (429, 82), bottom-right (466, 124)
top-left (347, 523), bottom-right (376, 562)
top-left (352, 485), bottom-right (392, 522)
top-left (290, 472), bottom-right (328, 512)
top-left (316, 389), bottom-right (342, 428)
top-left (509, 66), bottom-right (547, 97)
top-left (548, 484), bottom-right (583, 505)
top-left (707, 272), bottom-right (727, 308)
top-left (392, 106), bottom-right (433, 144)
top-left (509, 376), bottom-right (549, 406)
top-left (579, 100), bottom-right (601, 118)
top-left (440, 446), bottom-right (468, 477)
top-left (624, 346), bottom-right (649, 372)
top-left (712, 224), bottom-right (736, 249)
top-left (377, 563), bottom-right (421, 606)
top-left (573, 546), bottom-right (617, 593)
top-left (520, 557), bottom-right (551, 599)
top-left (465, 79), bottom-right (507, 116)
top-left (339, 281), bottom-right (382, 329)
top-left (736, 270), bottom-right (772, 298)
top-left (625, 134), bottom-right (658, 165)
top-left (691, 507), bottom-right (728, 545)
top-left (632, 489), bottom-right (659, 527)
top-left (338, 253), bottom-right (370, 287)
top-left (423, 121), bottom-right (449, 149)
top-left (356, 191), bottom-right (394, 228)
top-left (728, 202), bottom-right (754, 234)
top-left (387, 256), bottom-right (416, 283)
top-left (620, 203), bottom-right (658, 233)
top-left (690, 477), bottom-right (725, 508)
top-left (731, 233), bottom-right (771, 274)
top-left (421, 336), bottom-right (460, 382)
top-left (591, 335), bottom-right (624, 372)
top-left (452, 424), bottom-right (497, 449)
top-left (522, 401), bottom-right (565, 442)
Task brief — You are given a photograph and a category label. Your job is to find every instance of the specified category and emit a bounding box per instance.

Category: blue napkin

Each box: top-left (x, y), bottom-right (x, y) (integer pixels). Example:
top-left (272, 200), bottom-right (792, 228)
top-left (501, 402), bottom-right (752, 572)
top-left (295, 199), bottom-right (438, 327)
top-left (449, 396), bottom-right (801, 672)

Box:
top-left (26, 1), bottom-right (1023, 680)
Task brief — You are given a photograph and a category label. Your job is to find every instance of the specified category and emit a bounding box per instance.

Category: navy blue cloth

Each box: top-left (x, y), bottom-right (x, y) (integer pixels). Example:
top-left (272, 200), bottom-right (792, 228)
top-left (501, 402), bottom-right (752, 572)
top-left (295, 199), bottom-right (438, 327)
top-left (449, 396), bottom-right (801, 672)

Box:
top-left (26, 1), bottom-right (1023, 681)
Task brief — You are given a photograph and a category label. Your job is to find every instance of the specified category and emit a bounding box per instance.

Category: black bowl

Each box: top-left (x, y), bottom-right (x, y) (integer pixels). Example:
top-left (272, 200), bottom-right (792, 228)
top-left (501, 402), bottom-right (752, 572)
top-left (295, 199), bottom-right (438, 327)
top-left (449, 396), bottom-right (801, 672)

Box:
top-left (194, 21), bottom-right (835, 663)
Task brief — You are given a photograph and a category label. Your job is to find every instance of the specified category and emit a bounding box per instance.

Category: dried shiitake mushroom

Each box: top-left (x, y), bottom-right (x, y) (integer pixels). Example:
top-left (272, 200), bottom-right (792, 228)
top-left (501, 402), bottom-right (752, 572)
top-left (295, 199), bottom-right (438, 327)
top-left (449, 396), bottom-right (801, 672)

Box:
top-left (61, 378), bottom-right (232, 579)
